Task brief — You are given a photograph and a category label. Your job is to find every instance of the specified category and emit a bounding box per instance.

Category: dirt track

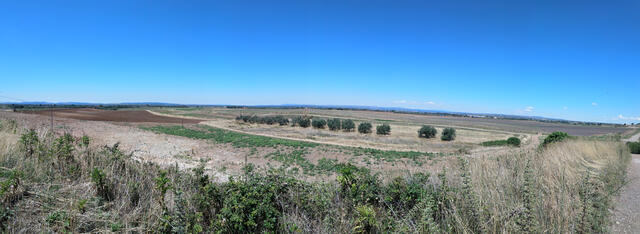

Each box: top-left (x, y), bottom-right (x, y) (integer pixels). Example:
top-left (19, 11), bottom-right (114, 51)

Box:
top-left (612, 132), bottom-right (640, 233)
top-left (24, 108), bottom-right (202, 123)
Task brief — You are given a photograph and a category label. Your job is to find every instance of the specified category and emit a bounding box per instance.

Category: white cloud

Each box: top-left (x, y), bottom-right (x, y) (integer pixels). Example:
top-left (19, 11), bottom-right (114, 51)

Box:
top-left (394, 100), bottom-right (437, 106)
top-left (524, 106), bottom-right (534, 112)
top-left (592, 102), bottom-right (598, 106)
top-left (618, 115), bottom-right (640, 121)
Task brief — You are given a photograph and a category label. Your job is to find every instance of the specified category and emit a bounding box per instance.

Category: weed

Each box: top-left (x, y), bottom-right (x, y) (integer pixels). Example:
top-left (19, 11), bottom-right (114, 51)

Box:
top-left (542, 131), bottom-right (570, 146)
top-left (481, 136), bottom-right (521, 147)
top-left (90, 168), bottom-right (112, 201)
top-left (19, 129), bottom-right (39, 157)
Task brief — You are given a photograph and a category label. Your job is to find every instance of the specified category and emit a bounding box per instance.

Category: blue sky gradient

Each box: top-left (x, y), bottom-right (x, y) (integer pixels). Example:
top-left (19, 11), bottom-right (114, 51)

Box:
top-left (1, 0), bottom-right (639, 123)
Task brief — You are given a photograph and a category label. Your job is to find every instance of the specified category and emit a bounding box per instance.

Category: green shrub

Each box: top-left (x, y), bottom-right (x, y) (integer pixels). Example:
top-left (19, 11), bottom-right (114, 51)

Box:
top-left (358, 122), bottom-right (372, 134)
top-left (384, 173), bottom-right (430, 211)
top-left (627, 142), bottom-right (640, 154)
top-left (79, 135), bottom-right (90, 148)
top-left (312, 118), bottom-right (327, 129)
top-left (517, 162), bottom-right (539, 233)
top-left (90, 168), bottom-right (112, 201)
top-left (354, 205), bottom-right (378, 233)
top-left (237, 115), bottom-right (290, 125)
top-left (46, 210), bottom-right (71, 232)
top-left (418, 125), bottom-right (437, 138)
top-left (192, 166), bottom-right (222, 224)
top-left (441, 128), bottom-right (456, 141)
top-left (154, 170), bottom-right (172, 209)
top-left (507, 137), bottom-right (521, 147)
top-left (327, 118), bottom-right (341, 131)
top-left (482, 137), bottom-right (521, 147)
top-left (75, 199), bottom-right (88, 214)
top-left (18, 129), bottom-right (39, 157)
top-left (212, 168), bottom-right (300, 233)
top-left (376, 124), bottom-right (391, 135)
top-left (274, 115), bottom-right (289, 126)
top-left (543, 132), bottom-right (570, 146)
top-left (342, 119), bottom-right (356, 132)
top-left (293, 116), bottom-right (311, 128)
top-left (0, 169), bottom-right (22, 199)
top-left (110, 222), bottom-right (124, 232)
top-left (53, 133), bottom-right (75, 162)
top-left (337, 164), bottom-right (380, 205)
top-left (236, 115), bottom-right (252, 123)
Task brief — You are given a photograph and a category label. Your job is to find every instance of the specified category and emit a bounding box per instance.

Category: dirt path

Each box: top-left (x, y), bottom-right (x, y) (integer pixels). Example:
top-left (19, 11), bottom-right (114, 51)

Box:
top-left (625, 129), bottom-right (640, 142)
top-left (611, 132), bottom-right (640, 233)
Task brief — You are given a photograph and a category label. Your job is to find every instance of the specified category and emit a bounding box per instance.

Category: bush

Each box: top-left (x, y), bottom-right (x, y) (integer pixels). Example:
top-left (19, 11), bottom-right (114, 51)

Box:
top-left (628, 142), bottom-right (640, 154)
top-left (327, 118), bottom-right (341, 131)
top-left (543, 132), bottom-right (569, 146)
top-left (53, 133), bottom-right (75, 162)
top-left (354, 205), bottom-right (378, 233)
top-left (376, 124), bottom-right (391, 135)
top-left (274, 115), bottom-right (289, 126)
top-left (418, 125), bottom-right (437, 138)
top-left (358, 122), bottom-right (372, 134)
top-left (312, 118), bottom-right (327, 129)
top-left (482, 137), bottom-right (521, 147)
top-left (507, 137), bottom-right (521, 147)
top-left (236, 115), bottom-right (288, 125)
top-left (19, 129), bottom-right (39, 157)
top-left (337, 164), bottom-right (380, 205)
top-left (79, 135), bottom-right (90, 148)
top-left (91, 168), bottom-right (112, 201)
top-left (342, 119), bottom-right (356, 132)
top-left (441, 128), bottom-right (456, 141)
top-left (293, 116), bottom-right (311, 128)
top-left (384, 173), bottom-right (430, 211)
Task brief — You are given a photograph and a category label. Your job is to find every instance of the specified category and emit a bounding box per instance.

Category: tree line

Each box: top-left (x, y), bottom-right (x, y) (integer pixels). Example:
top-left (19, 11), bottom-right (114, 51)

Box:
top-left (236, 115), bottom-right (457, 141)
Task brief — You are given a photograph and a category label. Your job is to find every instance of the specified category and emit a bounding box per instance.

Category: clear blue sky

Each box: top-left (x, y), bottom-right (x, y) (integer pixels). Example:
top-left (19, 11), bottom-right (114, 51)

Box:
top-left (1, 0), bottom-right (638, 123)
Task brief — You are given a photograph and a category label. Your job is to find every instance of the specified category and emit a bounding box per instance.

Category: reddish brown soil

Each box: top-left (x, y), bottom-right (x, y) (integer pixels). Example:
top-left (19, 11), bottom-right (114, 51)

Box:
top-left (24, 108), bottom-right (202, 123)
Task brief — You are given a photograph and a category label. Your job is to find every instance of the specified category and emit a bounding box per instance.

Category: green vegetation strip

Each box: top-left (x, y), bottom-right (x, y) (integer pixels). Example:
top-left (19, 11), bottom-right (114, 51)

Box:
top-left (628, 141), bottom-right (640, 154)
top-left (142, 125), bottom-right (437, 164)
top-left (481, 140), bottom-right (510, 147)
top-left (142, 125), bottom-right (318, 148)
top-left (482, 137), bottom-right (521, 147)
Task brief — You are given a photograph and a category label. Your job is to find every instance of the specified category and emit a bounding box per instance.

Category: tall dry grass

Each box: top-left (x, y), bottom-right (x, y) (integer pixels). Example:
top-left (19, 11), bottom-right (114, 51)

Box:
top-left (470, 139), bottom-right (631, 233)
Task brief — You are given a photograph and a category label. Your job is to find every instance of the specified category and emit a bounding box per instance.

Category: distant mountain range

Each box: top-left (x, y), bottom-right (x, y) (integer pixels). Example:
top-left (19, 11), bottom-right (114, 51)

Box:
top-left (0, 101), bottom-right (612, 125)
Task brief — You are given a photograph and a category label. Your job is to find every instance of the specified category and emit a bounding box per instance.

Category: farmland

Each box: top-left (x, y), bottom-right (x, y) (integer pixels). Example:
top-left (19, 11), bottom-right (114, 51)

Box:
top-left (0, 107), bottom-right (635, 232)
top-left (9, 107), bottom-right (632, 181)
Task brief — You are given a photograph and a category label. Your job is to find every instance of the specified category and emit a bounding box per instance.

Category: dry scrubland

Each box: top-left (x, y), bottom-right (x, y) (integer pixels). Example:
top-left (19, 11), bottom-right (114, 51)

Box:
top-left (0, 109), bottom-right (632, 233)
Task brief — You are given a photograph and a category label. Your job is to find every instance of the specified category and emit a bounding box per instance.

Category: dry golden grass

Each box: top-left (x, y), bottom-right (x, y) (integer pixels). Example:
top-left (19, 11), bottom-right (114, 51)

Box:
top-left (469, 139), bottom-right (630, 233)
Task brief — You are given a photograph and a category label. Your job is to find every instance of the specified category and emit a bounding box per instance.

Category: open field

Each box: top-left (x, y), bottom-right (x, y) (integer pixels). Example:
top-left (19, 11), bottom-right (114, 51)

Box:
top-left (0, 108), bottom-right (632, 232)
top-left (153, 107), bottom-right (630, 136)
top-left (23, 108), bottom-right (203, 124)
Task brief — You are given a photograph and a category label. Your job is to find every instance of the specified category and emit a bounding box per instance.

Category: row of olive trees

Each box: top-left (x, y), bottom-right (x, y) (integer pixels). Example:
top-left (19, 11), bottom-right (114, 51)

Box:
top-left (308, 119), bottom-right (392, 136)
top-left (236, 115), bottom-right (289, 125)
top-left (236, 115), bottom-right (459, 140)
top-left (418, 125), bottom-right (456, 141)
